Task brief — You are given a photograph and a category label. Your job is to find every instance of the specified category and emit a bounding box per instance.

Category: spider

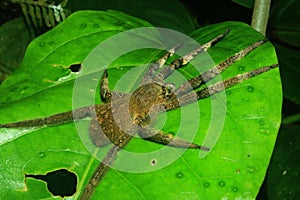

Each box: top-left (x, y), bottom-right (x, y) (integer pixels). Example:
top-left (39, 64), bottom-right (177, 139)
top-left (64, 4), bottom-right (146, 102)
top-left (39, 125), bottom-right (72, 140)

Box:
top-left (0, 30), bottom-right (278, 199)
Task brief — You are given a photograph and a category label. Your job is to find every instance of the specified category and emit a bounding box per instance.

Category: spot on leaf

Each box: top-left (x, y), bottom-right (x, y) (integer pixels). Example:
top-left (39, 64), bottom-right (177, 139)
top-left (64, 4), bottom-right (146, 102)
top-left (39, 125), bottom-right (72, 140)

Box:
top-left (81, 23), bottom-right (87, 29)
top-left (218, 181), bottom-right (226, 187)
top-left (176, 172), bottom-right (184, 179)
top-left (203, 182), bottom-right (210, 188)
top-left (232, 186), bottom-right (239, 192)
top-left (247, 86), bottom-right (254, 92)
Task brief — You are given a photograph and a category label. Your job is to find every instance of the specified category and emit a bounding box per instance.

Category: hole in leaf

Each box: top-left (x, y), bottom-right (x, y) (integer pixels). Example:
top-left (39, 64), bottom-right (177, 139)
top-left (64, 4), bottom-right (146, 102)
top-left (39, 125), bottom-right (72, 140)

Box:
top-left (68, 64), bottom-right (82, 72)
top-left (25, 169), bottom-right (77, 197)
top-left (150, 159), bottom-right (157, 166)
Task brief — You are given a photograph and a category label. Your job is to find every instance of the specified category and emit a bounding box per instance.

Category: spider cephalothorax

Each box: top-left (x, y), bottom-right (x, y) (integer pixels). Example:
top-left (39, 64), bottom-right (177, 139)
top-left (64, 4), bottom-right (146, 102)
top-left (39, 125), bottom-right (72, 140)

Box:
top-left (129, 83), bottom-right (175, 125)
top-left (0, 29), bottom-right (278, 200)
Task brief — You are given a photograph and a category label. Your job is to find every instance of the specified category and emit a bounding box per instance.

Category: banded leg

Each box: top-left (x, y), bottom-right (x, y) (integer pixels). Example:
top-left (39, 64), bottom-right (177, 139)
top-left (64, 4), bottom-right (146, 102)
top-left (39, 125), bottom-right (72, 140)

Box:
top-left (0, 105), bottom-right (95, 128)
top-left (138, 127), bottom-right (209, 151)
top-left (80, 145), bottom-right (121, 200)
top-left (174, 40), bottom-right (267, 97)
top-left (165, 64), bottom-right (278, 111)
top-left (195, 64), bottom-right (278, 99)
top-left (80, 130), bottom-right (133, 200)
top-left (141, 44), bottom-right (182, 85)
top-left (100, 69), bottom-right (112, 103)
top-left (154, 29), bottom-right (230, 82)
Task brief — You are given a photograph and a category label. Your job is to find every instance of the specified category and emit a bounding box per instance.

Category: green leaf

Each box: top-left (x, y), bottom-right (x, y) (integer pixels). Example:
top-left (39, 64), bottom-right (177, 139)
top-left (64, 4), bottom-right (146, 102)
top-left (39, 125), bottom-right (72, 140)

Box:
top-left (0, 17), bottom-right (31, 83)
top-left (0, 10), bottom-right (153, 104)
top-left (0, 11), bottom-right (281, 199)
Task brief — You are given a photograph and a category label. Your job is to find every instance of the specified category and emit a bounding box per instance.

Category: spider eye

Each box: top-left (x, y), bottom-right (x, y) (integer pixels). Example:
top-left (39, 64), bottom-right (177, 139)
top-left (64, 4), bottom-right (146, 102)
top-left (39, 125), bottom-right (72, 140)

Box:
top-left (165, 83), bottom-right (176, 94)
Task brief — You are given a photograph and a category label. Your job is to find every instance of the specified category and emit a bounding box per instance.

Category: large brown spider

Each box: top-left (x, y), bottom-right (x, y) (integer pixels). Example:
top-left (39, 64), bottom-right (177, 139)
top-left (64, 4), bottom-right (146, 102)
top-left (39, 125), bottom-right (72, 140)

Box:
top-left (0, 30), bottom-right (278, 199)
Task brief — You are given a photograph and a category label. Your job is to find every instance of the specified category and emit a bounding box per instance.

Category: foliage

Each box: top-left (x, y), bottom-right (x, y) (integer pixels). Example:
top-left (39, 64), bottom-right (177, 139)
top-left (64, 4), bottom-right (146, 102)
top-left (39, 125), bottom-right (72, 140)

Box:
top-left (0, 0), bottom-right (297, 199)
top-left (0, 10), bottom-right (281, 199)
top-left (0, 17), bottom-right (31, 82)
top-left (251, 0), bottom-right (299, 198)
top-left (0, 0), bottom-right (197, 83)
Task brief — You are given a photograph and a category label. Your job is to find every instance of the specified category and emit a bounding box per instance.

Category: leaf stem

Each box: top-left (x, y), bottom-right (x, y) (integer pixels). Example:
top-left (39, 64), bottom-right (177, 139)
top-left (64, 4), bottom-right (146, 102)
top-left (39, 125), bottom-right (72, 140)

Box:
top-left (251, 0), bottom-right (272, 35)
top-left (282, 113), bottom-right (300, 125)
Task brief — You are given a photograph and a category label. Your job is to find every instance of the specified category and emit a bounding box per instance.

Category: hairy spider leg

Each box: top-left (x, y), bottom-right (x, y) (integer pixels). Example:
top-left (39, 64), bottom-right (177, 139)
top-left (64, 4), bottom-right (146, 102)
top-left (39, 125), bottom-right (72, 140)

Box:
top-left (98, 68), bottom-right (206, 150)
top-left (195, 64), bottom-right (278, 99)
top-left (81, 119), bottom-right (134, 200)
top-left (81, 70), bottom-right (211, 200)
top-left (100, 69), bottom-right (112, 102)
top-left (140, 44), bottom-right (182, 85)
top-left (0, 68), bottom-right (123, 129)
top-left (153, 29), bottom-right (230, 83)
top-left (100, 71), bottom-right (208, 149)
top-left (80, 144), bottom-right (121, 200)
top-left (130, 31), bottom-right (230, 152)
top-left (0, 105), bottom-right (95, 128)
top-left (164, 64), bottom-right (278, 111)
top-left (138, 127), bottom-right (209, 151)
top-left (135, 119), bottom-right (208, 150)
top-left (174, 40), bottom-right (266, 97)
